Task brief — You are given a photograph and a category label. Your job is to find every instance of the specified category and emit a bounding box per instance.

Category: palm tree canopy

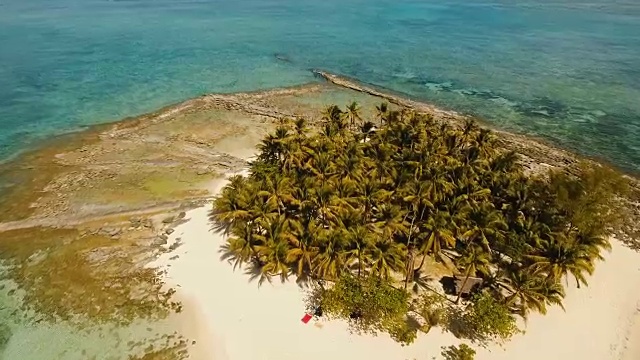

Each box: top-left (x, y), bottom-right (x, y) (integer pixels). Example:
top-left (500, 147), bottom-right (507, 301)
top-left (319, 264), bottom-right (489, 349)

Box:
top-left (210, 103), bottom-right (628, 329)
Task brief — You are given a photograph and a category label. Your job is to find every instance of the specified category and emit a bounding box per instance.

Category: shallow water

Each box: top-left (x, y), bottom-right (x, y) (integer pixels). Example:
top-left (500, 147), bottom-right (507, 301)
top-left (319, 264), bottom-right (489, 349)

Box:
top-left (1, 0), bottom-right (639, 170)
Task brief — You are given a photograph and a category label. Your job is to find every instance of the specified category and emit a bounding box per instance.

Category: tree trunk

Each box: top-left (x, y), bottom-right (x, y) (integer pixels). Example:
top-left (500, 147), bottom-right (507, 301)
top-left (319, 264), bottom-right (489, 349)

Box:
top-left (455, 268), bottom-right (471, 305)
top-left (416, 252), bottom-right (427, 272)
top-left (404, 211), bottom-right (418, 290)
top-left (404, 249), bottom-right (414, 290)
top-left (413, 206), bottom-right (429, 272)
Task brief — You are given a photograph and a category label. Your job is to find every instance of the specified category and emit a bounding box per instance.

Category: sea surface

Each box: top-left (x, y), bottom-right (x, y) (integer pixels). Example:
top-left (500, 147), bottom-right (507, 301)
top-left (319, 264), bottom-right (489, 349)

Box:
top-left (1, 0), bottom-right (639, 358)
top-left (1, 0), bottom-right (639, 171)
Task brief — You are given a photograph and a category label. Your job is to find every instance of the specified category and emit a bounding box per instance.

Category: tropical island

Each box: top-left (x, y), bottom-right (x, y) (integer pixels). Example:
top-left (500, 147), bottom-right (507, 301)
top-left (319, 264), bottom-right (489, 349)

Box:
top-left (211, 100), bottom-right (630, 355)
top-left (0, 72), bottom-right (639, 360)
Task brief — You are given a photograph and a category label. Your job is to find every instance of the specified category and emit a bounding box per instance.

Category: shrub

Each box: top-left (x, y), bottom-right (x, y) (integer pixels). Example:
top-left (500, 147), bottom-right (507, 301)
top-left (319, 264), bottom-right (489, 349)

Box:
top-left (441, 344), bottom-right (476, 360)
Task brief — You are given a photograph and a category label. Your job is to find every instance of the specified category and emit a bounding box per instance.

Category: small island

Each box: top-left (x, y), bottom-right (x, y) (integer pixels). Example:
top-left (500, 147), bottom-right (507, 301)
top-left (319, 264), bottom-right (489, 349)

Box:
top-left (1, 72), bottom-right (638, 360)
top-left (211, 102), bottom-right (629, 354)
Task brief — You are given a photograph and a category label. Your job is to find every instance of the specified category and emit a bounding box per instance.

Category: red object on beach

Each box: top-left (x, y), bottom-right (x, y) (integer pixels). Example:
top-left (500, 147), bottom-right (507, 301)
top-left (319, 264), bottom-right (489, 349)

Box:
top-left (301, 313), bottom-right (313, 324)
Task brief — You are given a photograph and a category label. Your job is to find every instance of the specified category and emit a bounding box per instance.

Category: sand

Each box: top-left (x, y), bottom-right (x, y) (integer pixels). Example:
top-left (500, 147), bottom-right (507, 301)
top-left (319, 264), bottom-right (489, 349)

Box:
top-left (151, 174), bottom-right (640, 360)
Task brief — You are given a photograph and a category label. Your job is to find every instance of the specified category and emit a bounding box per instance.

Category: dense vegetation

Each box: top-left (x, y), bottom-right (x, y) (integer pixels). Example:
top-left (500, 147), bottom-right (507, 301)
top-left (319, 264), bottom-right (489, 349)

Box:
top-left (441, 344), bottom-right (476, 360)
top-left (210, 102), bottom-right (628, 345)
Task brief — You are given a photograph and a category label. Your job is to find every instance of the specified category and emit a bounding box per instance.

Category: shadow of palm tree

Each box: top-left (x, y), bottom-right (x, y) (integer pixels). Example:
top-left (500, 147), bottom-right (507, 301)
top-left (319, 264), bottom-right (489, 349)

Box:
top-left (243, 260), bottom-right (273, 287)
top-left (208, 211), bottom-right (233, 235)
top-left (218, 242), bottom-right (243, 271)
top-left (411, 269), bottom-right (435, 294)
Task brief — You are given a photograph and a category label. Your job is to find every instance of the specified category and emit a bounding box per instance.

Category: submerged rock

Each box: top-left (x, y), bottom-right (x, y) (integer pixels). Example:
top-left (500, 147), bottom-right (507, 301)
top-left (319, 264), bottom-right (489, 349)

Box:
top-left (0, 324), bottom-right (12, 352)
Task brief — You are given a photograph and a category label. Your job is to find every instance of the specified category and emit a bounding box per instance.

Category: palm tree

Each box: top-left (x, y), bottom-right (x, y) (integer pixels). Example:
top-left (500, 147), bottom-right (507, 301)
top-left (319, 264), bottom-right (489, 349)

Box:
top-left (211, 103), bottom-right (620, 339)
top-left (322, 105), bottom-right (347, 132)
top-left (210, 175), bottom-right (251, 234)
top-left (502, 265), bottom-right (565, 317)
top-left (455, 243), bottom-right (491, 304)
top-left (360, 121), bottom-right (376, 140)
top-left (373, 203), bottom-right (408, 241)
top-left (525, 235), bottom-right (595, 288)
top-left (375, 102), bottom-right (389, 126)
top-left (345, 101), bottom-right (362, 130)
top-left (459, 203), bottom-right (507, 252)
top-left (219, 223), bottom-right (257, 270)
top-left (355, 177), bottom-right (391, 223)
top-left (367, 238), bottom-right (406, 280)
top-left (344, 225), bottom-right (374, 278)
top-left (287, 218), bottom-right (320, 282)
top-left (574, 228), bottom-right (611, 261)
top-left (419, 211), bottom-right (456, 262)
top-left (313, 229), bottom-right (348, 280)
top-left (257, 173), bottom-right (294, 215)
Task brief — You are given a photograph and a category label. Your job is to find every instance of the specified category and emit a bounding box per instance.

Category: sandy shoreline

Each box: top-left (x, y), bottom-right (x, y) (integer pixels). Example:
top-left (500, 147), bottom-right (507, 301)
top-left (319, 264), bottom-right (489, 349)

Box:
top-left (150, 172), bottom-right (640, 360)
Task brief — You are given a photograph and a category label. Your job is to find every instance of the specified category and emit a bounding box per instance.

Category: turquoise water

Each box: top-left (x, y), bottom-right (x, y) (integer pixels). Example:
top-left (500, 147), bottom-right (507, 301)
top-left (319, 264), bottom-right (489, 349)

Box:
top-left (0, 1), bottom-right (639, 357)
top-left (1, 0), bottom-right (639, 171)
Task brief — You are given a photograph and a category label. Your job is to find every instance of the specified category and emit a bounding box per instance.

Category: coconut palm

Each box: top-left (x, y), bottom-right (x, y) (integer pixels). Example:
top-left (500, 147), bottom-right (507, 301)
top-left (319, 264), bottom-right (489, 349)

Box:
top-left (459, 203), bottom-right (507, 252)
top-left (219, 223), bottom-right (257, 270)
top-left (287, 218), bottom-right (320, 281)
top-left (525, 235), bottom-right (595, 288)
top-left (313, 229), bottom-right (348, 280)
top-left (501, 265), bottom-right (565, 317)
top-left (367, 238), bottom-right (406, 280)
top-left (210, 103), bottom-right (624, 333)
top-left (419, 211), bottom-right (457, 262)
top-left (455, 243), bottom-right (491, 304)
top-left (344, 225), bottom-right (374, 278)
top-left (257, 173), bottom-right (294, 215)
top-left (375, 102), bottom-right (389, 126)
top-left (345, 101), bottom-right (362, 130)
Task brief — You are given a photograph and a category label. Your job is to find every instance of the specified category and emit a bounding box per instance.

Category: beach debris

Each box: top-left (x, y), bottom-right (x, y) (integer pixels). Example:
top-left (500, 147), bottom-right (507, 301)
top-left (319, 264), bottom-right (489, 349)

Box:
top-left (301, 313), bottom-right (313, 324)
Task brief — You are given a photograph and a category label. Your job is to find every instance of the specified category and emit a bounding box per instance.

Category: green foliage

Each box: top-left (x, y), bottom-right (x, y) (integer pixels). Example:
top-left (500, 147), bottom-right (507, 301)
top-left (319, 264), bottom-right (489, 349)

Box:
top-left (210, 103), bottom-right (630, 344)
top-left (309, 275), bottom-right (415, 343)
top-left (411, 292), bottom-right (448, 334)
top-left (458, 292), bottom-right (520, 343)
top-left (549, 163), bottom-right (628, 233)
top-left (441, 344), bottom-right (476, 360)
top-left (385, 315), bottom-right (419, 345)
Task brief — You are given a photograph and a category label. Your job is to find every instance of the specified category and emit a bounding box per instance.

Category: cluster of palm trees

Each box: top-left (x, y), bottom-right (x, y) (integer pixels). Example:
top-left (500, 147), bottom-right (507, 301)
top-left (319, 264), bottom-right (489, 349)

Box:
top-left (210, 102), bottom-right (617, 319)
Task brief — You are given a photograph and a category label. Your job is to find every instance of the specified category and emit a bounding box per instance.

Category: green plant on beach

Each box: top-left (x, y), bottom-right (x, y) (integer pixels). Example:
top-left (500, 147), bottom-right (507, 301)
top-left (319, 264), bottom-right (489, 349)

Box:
top-left (454, 292), bottom-right (520, 344)
top-left (210, 103), bottom-right (628, 345)
top-left (441, 343), bottom-right (476, 360)
top-left (306, 275), bottom-right (413, 343)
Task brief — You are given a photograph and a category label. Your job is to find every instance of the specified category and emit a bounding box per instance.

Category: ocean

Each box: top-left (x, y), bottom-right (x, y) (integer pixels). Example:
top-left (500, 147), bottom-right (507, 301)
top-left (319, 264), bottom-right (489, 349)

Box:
top-left (1, 0), bottom-right (639, 170)
top-left (1, 0), bottom-right (639, 358)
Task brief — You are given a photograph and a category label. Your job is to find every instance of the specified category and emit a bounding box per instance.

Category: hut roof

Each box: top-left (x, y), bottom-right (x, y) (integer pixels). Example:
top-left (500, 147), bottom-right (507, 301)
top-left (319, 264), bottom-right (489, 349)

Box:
top-left (454, 276), bottom-right (483, 295)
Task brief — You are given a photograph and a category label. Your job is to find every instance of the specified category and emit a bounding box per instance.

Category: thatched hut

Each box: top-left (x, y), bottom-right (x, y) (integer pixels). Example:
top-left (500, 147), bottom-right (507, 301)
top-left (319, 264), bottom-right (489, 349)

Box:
top-left (453, 276), bottom-right (483, 296)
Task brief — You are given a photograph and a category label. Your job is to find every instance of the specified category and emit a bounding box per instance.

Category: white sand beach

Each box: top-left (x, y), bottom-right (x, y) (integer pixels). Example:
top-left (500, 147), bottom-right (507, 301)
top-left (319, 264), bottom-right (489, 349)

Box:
top-left (151, 175), bottom-right (640, 360)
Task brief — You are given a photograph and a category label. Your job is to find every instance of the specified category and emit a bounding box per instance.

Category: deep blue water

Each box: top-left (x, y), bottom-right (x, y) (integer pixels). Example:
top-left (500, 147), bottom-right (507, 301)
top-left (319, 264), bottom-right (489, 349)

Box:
top-left (1, 0), bottom-right (639, 170)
